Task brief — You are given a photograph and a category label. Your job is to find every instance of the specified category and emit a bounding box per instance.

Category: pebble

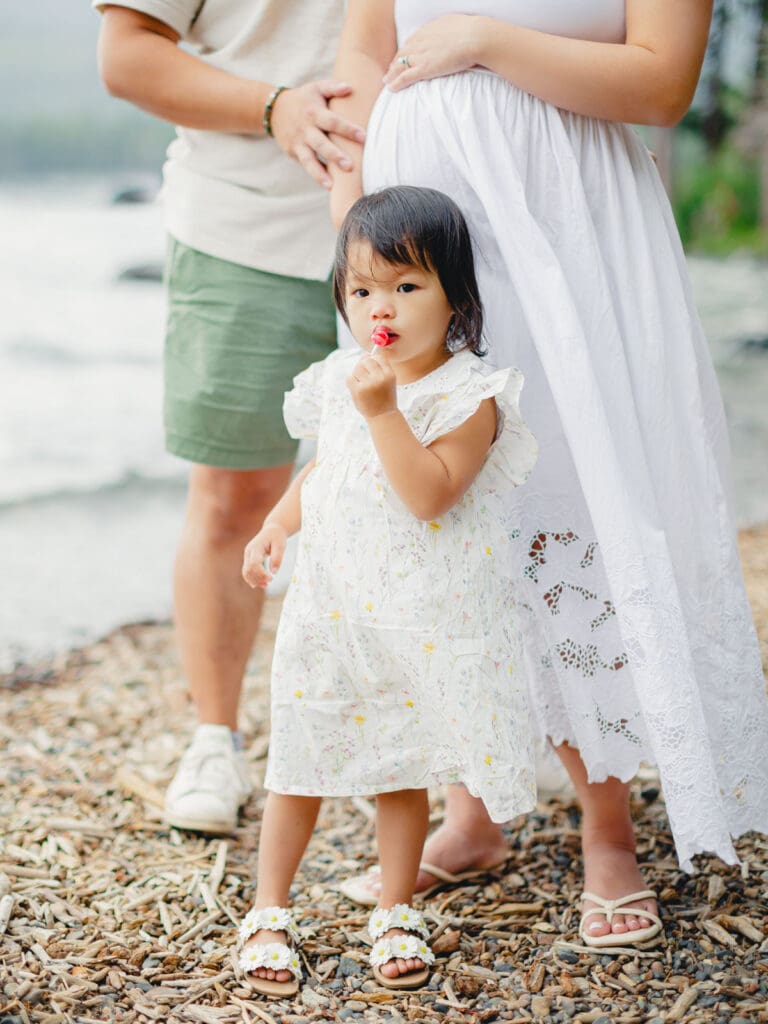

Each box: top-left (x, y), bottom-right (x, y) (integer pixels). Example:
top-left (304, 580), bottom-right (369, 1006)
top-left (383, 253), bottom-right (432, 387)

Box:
top-left (557, 950), bottom-right (579, 964)
top-left (531, 995), bottom-right (551, 1017)
top-left (560, 997), bottom-right (576, 1016)
top-left (344, 1001), bottom-right (367, 1011)
top-left (338, 955), bottom-right (363, 977)
top-left (301, 986), bottom-right (330, 1009)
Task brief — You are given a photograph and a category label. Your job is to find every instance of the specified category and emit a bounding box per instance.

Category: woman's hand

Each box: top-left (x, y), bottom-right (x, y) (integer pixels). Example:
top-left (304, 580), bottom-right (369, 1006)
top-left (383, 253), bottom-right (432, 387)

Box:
top-left (347, 353), bottom-right (397, 420)
top-left (270, 80), bottom-right (367, 189)
top-left (242, 522), bottom-right (288, 589)
top-left (383, 15), bottom-right (483, 91)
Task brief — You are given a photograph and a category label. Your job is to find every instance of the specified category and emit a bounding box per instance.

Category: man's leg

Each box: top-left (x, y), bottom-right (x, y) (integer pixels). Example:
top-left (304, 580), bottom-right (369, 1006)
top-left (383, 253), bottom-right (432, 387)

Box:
top-left (164, 462), bottom-right (293, 833)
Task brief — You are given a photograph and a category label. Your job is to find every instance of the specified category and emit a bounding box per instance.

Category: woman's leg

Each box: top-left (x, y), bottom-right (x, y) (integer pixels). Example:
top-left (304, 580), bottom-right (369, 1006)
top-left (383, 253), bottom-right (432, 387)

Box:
top-left (415, 785), bottom-right (509, 891)
top-left (555, 742), bottom-right (657, 937)
top-left (376, 789), bottom-right (431, 979)
top-left (244, 792), bottom-right (322, 982)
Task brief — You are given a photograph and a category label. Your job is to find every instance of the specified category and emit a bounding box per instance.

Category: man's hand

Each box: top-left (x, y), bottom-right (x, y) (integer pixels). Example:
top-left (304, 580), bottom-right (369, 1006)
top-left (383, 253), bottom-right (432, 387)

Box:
top-left (347, 353), bottom-right (398, 420)
top-left (242, 522), bottom-right (288, 589)
top-left (271, 80), bottom-right (366, 189)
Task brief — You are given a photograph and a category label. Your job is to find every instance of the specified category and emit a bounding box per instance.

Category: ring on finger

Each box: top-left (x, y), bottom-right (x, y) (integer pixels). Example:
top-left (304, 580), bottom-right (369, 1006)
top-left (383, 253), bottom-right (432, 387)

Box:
top-left (397, 55), bottom-right (412, 67)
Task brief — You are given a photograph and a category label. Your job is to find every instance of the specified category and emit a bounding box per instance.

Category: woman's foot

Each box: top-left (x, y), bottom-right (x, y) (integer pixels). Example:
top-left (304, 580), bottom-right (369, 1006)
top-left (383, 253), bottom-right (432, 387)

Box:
top-left (345, 820), bottom-right (509, 903)
top-left (580, 837), bottom-right (658, 939)
top-left (415, 821), bottom-right (510, 892)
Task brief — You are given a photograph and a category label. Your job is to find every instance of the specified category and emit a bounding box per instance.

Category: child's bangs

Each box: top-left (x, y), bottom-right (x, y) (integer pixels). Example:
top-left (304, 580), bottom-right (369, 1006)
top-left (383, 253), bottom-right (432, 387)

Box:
top-left (349, 222), bottom-right (434, 277)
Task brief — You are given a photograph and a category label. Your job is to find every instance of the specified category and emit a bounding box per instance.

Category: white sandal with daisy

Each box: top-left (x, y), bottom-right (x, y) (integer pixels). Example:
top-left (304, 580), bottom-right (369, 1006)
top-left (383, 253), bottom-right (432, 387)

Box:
top-left (368, 903), bottom-right (435, 990)
top-left (237, 905), bottom-right (302, 997)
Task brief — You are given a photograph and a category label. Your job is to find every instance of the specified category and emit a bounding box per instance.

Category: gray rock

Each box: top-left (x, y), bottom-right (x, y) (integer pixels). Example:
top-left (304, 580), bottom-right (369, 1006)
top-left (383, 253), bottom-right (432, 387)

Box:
top-left (300, 986), bottom-right (329, 1009)
top-left (338, 955), bottom-right (363, 977)
top-left (337, 1009), bottom-right (365, 1021)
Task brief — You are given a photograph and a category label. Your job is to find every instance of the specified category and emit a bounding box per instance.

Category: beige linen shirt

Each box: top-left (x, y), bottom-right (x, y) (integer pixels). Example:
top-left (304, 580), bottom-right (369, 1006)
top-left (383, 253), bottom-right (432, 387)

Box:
top-left (95, 0), bottom-right (344, 280)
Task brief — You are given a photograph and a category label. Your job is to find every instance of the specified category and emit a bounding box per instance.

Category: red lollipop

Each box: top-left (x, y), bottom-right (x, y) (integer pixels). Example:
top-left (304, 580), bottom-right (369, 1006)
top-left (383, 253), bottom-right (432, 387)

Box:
top-left (371, 326), bottom-right (394, 348)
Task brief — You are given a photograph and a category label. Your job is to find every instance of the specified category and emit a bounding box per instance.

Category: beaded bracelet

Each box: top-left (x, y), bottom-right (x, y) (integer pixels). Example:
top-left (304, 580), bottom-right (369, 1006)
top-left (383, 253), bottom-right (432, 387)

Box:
top-left (263, 85), bottom-right (288, 137)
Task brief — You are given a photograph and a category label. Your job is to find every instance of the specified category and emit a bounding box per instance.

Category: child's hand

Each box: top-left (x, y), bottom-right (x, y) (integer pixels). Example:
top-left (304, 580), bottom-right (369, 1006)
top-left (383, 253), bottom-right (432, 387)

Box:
top-left (347, 353), bottom-right (397, 420)
top-left (242, 523), bottom-right (288, 589)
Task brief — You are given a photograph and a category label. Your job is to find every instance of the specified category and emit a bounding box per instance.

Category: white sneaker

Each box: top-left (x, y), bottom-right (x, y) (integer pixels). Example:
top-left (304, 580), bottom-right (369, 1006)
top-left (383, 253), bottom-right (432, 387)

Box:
top-left (534, 740), bottom-right (577, 802)
top-left (164, 724), bottom-right (253, 834)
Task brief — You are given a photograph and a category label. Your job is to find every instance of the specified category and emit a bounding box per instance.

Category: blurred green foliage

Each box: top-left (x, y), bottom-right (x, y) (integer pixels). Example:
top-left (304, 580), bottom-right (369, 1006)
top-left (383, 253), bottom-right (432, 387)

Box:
top-left (673, 144), bottom-right (768, 256)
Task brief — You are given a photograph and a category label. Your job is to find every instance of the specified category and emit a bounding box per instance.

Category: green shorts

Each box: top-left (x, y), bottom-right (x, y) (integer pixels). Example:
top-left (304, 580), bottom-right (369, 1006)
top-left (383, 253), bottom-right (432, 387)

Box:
top-left (164, 238), bottom-right (337, 469)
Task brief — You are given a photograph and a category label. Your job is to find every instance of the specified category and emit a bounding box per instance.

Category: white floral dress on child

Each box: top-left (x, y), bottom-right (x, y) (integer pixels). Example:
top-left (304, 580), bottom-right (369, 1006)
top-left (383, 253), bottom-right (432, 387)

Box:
top-left (263, 347), bottom-right (539, 822)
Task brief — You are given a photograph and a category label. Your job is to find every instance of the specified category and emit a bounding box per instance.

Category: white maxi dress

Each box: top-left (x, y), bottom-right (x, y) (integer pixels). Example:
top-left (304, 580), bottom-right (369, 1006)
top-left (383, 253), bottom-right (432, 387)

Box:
top-left (362, 0), bottom-right (768, 869)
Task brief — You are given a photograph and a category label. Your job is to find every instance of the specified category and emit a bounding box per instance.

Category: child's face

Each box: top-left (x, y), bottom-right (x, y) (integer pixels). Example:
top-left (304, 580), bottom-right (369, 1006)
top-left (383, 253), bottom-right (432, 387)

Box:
top-left (344, 242), bottom-right (454, 376)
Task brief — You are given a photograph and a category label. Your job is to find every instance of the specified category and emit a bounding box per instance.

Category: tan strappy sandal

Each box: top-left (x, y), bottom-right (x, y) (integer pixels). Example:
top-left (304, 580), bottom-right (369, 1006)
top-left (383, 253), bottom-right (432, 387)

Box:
top-left (579, 889), bottom-right (663, 948)
top-left (337, 857), bottom-right (511, 906)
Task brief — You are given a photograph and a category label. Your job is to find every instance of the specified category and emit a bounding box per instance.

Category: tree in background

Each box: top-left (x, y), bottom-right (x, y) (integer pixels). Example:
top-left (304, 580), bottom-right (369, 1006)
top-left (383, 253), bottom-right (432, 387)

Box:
top-left (674, 0), bottom-right (768, 250)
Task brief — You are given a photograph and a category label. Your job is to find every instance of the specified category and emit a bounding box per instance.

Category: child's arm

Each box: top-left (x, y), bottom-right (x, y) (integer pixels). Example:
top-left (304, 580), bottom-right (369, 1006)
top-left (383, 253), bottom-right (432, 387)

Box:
top-left (242, 458), bottom-right (315, 589)
top-left (328, 0), bottom-right (396, 226)
top-left (383, 0), bottom-right (712, 127)
top-left (347, 357), bottom-right (497, 521)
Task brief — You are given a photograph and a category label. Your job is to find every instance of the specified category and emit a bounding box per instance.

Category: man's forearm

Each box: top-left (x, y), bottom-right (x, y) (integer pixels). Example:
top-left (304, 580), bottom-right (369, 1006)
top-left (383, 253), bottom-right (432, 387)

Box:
top-left (98, 7), bottom-right (272, 133)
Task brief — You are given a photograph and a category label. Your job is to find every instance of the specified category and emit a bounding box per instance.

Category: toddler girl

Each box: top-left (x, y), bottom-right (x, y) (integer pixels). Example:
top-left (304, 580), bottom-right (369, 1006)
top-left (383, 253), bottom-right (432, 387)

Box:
top-left (238, 185), bottom-right (538, 996)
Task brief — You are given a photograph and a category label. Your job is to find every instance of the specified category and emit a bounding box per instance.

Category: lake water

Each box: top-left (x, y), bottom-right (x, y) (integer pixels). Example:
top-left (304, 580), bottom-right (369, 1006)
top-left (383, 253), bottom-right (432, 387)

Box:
top-left (1, 178), bottom-right (766, 671)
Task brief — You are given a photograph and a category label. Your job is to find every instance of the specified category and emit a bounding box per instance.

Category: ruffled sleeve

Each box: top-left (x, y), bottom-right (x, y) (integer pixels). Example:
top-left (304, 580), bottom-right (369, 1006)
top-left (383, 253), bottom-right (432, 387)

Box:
top-left (282, 348), bottom-right (356, 440)
top-left (404, 355), bottom-right (538, 487)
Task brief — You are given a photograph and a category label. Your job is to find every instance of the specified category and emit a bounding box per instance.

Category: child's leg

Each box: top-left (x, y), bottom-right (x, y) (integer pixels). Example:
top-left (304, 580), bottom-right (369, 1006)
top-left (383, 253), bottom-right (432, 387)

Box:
top-left (375, 788), bottom-right (430, 980)
top-left (245, 792), bottom-right (321, 981)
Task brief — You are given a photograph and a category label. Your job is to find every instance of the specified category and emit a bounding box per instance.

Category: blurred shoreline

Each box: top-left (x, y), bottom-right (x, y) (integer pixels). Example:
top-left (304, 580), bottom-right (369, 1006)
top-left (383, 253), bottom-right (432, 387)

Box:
top-left (3, 522), bottom-right (766, 689)
top-left (2, 179), bottom-right (767, 672)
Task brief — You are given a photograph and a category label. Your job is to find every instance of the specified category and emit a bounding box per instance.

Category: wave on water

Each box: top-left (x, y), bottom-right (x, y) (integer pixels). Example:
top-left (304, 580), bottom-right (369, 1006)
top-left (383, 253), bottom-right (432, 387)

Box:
top-left (0, 466), bottom-right (188, 513)
top-left (4, 336), bottom-right (160, 367)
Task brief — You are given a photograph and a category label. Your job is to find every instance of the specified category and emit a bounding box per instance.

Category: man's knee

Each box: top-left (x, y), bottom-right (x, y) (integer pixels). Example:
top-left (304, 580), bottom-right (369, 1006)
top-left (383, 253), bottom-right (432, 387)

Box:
top-left (187, 464), bottom-right (293, 547)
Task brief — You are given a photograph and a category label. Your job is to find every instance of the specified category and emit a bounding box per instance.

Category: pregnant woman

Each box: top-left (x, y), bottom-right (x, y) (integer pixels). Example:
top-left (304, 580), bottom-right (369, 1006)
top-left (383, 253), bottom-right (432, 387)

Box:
top-left (329, 0), bottom-right (768, 947)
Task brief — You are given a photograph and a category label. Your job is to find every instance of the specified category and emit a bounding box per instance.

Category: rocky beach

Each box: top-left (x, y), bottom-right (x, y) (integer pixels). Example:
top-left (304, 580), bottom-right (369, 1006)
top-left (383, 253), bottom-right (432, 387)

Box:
top-left (1, 526), bottom-right (766, 1024)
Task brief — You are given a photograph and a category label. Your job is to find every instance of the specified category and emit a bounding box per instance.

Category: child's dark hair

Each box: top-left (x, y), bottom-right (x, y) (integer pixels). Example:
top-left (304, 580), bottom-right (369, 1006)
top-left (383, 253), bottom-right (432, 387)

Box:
top-left (333, 186), bottom-right (485, 355)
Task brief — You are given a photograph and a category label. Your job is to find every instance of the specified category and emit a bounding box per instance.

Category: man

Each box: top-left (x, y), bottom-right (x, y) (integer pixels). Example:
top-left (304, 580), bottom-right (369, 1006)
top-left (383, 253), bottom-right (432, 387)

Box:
top-left (95, 0), bottom-right (362, 833)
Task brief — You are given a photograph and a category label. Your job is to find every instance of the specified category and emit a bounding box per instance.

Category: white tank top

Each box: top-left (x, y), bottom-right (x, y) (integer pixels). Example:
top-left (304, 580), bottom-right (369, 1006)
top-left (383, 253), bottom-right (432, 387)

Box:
top-left (396, 0), bottom-right (626, 45)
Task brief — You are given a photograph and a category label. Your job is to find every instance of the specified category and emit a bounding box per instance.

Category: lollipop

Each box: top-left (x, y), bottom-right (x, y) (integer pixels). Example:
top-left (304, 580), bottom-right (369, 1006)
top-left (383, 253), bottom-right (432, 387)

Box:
top-left (371, 325), bottom-right (395, 348)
